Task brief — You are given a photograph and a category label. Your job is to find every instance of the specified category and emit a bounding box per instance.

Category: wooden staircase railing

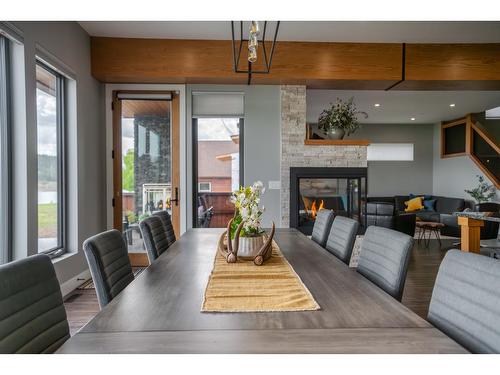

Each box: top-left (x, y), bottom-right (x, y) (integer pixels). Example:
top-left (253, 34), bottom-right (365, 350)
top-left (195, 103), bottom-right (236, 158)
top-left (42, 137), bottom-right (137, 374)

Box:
top-left (441, 114), bottom-right (499, 189)
top-left (467, 114), bottom-right (499, 188)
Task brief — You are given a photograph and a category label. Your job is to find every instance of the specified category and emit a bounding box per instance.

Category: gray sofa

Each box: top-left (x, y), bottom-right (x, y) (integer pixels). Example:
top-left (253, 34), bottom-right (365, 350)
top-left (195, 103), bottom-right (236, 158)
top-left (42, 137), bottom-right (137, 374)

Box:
top-left (363, 195), bottom-right (467, 237)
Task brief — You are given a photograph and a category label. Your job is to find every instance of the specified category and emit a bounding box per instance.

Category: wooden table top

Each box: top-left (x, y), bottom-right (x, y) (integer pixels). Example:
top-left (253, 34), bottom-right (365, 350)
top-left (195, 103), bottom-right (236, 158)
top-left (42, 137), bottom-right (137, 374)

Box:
top-left (57, 228), bottom-right (467, 353)
top-left (416, 221), bottom-right (445, 228)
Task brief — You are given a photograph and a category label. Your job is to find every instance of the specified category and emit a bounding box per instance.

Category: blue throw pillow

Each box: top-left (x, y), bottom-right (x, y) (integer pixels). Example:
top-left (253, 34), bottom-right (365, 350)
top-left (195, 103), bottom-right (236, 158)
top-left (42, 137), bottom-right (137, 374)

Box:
top-left (409, 193), bottom-right (433, 201)
top-left (423, 199), bottom-right (436, 211)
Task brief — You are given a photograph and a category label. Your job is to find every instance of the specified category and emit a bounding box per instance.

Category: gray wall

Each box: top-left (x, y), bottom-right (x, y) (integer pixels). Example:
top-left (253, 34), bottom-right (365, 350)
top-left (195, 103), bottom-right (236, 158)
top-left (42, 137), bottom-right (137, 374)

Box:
top-left (186, 85), bottom-right (281, 228)
top-left (432, 122), bottom-right (499, 202)
top-left (11, 22), bottom-right (106, 287)
top-left (345, 123), bottom-right (435, 197)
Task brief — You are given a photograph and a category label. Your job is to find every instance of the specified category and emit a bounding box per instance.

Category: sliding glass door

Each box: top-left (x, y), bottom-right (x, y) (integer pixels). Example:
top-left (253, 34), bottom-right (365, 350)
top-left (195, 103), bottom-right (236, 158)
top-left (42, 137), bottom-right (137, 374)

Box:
top-left (193, 117), bottom-right (243, 228)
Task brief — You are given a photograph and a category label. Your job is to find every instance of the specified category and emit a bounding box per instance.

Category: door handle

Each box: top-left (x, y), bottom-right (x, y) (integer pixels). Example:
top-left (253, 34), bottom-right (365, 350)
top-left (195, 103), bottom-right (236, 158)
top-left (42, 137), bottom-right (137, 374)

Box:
top-left (170, 187), bottom-right (179, 206)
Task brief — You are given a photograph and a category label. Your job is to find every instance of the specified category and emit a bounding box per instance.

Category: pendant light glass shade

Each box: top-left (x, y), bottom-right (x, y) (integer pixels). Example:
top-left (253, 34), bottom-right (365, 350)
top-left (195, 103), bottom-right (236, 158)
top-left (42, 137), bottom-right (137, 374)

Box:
top-left (248, 45), bottom-right (257, 63)
top-left (250, 21), bottom-right (260, 36)
top-left (248, 21), bottom-right (259, 63)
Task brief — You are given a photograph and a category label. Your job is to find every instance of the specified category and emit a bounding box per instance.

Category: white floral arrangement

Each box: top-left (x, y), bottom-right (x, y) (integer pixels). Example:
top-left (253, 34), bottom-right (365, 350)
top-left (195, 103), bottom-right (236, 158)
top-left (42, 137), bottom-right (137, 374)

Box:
top-left (230, 181), bottom-right (265, 237)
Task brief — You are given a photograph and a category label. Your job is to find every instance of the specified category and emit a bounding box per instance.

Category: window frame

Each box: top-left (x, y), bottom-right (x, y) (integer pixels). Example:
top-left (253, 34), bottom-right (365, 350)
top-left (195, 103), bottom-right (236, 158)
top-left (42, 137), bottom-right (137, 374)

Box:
top-left (198, 181), bottom-right (212, 193)
top-left (192, 117), bottom-right (244, 228)
top-left (0, 35), bottom-right (12, 264)
top-left (35, 60), bottom-right (67, 257)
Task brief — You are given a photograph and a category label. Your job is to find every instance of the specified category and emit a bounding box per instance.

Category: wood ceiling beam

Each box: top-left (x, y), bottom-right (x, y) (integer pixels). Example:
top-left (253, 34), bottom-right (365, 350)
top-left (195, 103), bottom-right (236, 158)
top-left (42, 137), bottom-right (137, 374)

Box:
top-left (91, 37), bottom-right (500, 90)
top-left (91, 37), bottom-right (402, 89)
top-left (395, 43), bottom-right (500, 90)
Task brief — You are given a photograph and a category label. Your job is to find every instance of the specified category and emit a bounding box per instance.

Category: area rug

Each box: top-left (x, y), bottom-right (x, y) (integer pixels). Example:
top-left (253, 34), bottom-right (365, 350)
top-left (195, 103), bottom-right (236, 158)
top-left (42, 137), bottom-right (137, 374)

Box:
top-left (201, 241), bottom-right (320, 313)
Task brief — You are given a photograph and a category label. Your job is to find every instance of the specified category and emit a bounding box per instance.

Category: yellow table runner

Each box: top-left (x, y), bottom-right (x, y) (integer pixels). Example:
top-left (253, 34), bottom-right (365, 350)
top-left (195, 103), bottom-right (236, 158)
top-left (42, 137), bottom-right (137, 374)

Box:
top-left (202, 241), bottom-right (320, 312)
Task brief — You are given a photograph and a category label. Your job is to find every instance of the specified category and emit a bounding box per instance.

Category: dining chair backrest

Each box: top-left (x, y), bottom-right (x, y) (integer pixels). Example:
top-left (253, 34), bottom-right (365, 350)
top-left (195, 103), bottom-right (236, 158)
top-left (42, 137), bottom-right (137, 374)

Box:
top-left (428, 250), bottom-right (500, 353)
top-left (153, 210), bottom-right (176, 246)
top-left (325, 216), bottom-right (359, 264)
top-left (311, 209), bottom-right (335, 247)
top-left (83, 229), bottom-right (134, 309)
top-left (357, 226), bottom-right (413, 301)
top-left (140, 216), bottom-right (170, 264)
top-left (0, 254), bottom-right (70, 353)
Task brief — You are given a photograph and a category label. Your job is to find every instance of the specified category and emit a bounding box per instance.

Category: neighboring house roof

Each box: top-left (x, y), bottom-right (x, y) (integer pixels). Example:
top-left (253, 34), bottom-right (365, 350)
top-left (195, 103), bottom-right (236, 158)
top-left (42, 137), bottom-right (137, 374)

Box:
top-left (198, 141), bottom-right (238, 178)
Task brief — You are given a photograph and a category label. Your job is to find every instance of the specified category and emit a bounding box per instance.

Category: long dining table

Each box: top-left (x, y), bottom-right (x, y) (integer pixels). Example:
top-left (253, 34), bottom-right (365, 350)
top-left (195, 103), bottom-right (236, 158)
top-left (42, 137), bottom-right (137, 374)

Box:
top-left (57, 228), bottom-right (467, 353)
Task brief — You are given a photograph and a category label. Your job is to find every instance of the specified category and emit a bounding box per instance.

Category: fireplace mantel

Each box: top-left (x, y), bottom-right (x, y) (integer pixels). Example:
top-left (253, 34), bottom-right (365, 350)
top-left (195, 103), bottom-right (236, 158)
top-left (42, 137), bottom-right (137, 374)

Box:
top-left (304, 139), bottom-right (371, 146)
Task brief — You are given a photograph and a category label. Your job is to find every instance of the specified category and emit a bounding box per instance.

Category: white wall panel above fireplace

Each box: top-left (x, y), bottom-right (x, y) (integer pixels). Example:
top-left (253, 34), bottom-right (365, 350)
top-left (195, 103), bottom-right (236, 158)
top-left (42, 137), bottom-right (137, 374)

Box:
top-left (367, 143), bottom-right (414, 161)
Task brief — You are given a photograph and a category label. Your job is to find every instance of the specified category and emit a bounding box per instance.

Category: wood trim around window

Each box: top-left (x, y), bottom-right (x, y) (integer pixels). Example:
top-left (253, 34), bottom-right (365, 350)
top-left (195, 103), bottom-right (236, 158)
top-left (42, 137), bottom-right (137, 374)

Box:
top-left (440, 116), bottom-right (469, 159)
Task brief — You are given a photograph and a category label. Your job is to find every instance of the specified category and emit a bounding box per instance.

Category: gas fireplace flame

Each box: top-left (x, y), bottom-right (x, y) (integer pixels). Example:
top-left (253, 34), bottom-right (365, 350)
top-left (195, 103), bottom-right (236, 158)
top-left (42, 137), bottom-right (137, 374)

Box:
top-left (309, 199), bottom-right (324, 219)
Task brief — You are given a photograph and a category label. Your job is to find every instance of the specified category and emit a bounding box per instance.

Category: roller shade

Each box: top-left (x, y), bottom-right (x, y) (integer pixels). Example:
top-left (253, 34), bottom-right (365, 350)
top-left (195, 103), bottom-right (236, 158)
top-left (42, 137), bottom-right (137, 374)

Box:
top-left (192, 92), bottom-right (244, 117)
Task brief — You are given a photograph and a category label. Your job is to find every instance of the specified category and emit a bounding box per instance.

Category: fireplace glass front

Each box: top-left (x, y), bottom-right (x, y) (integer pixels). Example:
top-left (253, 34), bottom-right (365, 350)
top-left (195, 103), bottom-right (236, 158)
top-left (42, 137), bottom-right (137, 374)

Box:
top-left (290, 168), bottom-right (367, 235)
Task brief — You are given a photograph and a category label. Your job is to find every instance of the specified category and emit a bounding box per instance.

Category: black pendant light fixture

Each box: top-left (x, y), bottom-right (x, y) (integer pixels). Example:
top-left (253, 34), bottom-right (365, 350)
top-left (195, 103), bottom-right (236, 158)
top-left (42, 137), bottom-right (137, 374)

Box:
top-left (231, 21), bottom-right (280, 85)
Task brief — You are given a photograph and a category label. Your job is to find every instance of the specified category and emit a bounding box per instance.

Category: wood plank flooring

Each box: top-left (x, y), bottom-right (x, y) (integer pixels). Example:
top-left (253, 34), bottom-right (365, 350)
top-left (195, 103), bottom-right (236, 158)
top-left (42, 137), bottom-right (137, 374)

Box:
top-left (63, 238), bottom-right (455, 336)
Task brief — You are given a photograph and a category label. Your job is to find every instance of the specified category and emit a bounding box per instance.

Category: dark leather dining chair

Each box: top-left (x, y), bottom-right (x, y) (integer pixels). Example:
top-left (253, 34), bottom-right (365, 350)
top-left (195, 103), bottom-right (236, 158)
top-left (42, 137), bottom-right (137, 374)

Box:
top-left (0, 254), bottom-right (70, 353)
top-left (83, 229), bottom-right (134, 309)
top-left (140, 216), bottom-right (170, 264)
top-left (153, 210), bottom-right (176, 246)
top-left (325, 216), bottom-right (359, 264)
top-left (311, 209), bottom-right (335, 247)
top-left (428, 250), bottom-right (500, 353)
top-left (357, 226), bottom-right (414, 301)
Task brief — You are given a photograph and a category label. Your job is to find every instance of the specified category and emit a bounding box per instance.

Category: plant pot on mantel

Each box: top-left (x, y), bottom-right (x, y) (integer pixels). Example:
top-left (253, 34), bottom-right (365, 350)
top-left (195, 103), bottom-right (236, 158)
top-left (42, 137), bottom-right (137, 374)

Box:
top-left (324, 128), bottom-right (345, 140)
top-left (317, 97), bottom-right (368, 141)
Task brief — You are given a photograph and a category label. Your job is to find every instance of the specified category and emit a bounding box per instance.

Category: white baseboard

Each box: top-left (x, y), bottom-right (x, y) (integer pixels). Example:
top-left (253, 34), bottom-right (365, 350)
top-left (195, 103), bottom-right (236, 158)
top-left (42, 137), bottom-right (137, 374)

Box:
top-left (60, 269), bottom-right (92, 298)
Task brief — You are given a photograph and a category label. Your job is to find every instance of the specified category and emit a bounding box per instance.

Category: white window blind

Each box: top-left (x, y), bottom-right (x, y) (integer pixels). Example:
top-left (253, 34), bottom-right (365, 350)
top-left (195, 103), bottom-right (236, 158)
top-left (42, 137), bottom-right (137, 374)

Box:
top-left (367, 143), bottom-right (414, 161)
top-left (192, 92), bottom-right (244, 117)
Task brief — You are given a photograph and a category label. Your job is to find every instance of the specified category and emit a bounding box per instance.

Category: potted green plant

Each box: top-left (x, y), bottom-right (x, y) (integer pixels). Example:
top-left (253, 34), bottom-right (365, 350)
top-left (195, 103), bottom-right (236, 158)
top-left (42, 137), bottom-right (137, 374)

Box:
top-left (465, 175), bottom-right (497, 203)
top-left (317, 97), bottom-right (368, 140)
top-left (230, 181), bottom-right (266, 258)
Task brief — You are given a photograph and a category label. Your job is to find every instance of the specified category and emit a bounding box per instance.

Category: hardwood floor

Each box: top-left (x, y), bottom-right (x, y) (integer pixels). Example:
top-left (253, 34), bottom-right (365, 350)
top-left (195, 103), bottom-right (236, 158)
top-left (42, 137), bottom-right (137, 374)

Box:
top-left (64, 288), bottom-right (100, 336)
top-left (402, 238), bottom-right (454, 319)
top-left (63, 238), bottom-right (456, 336)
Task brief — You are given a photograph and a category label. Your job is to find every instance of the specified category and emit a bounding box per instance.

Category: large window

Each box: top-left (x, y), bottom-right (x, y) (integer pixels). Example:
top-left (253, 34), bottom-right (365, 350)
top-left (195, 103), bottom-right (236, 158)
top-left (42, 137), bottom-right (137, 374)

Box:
top-left (36, 61), bottom-right (65, 255)
top-left (0, 35), bottom-right (11, 264)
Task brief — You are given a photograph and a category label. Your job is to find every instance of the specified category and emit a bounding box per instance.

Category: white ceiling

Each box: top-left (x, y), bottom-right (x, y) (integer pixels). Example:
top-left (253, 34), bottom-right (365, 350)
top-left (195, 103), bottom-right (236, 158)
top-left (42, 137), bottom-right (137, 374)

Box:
top-left (306, 91), bottom-right (500, 124)
top-left (79, 21), bottom-right (500, 43)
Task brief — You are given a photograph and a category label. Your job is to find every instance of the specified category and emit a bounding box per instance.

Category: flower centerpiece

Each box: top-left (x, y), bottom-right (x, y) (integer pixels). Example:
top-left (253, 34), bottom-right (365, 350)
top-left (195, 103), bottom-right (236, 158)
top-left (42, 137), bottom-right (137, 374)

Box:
top-left (229, 181), bottom-right (267, 259)
top-left (317, 97), bottom-right (368, 140)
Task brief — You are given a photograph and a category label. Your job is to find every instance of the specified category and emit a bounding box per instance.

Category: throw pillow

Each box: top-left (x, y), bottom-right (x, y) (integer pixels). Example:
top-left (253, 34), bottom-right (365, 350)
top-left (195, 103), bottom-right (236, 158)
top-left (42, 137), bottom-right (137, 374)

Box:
top-left (409, 193), bottom-right (432, 201)
top-left (405, 197), bottom-right (424, 212)
top-left (423, 199), bottom-right (436, 211)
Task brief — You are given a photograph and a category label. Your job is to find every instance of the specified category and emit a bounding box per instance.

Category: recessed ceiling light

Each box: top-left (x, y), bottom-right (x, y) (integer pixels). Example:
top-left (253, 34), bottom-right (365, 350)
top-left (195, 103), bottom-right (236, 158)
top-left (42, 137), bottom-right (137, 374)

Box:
top-left (410, 117), bottom-right (416, 121)
top-left (450, 103), bottom-right (456, 107)
top-left (374, 103), bottom-right (381, 107)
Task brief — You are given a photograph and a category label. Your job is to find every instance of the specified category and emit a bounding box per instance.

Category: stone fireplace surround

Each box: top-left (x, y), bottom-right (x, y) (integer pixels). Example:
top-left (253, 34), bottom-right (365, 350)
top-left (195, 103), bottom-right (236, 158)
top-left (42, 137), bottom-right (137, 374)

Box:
top-left (280, 85), bottom-right (368, 227)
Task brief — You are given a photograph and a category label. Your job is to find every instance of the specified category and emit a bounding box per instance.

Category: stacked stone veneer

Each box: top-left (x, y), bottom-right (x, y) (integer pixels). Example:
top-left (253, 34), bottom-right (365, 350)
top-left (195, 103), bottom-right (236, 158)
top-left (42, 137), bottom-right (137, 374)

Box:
top-left (280, 85), bottom-right (368, 227)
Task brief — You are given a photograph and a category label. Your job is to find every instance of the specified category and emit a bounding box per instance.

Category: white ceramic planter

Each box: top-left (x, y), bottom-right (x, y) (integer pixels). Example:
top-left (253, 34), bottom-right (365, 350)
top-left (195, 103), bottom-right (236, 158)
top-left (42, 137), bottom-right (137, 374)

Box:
top-left (237, 235), bottom-right (265, 259)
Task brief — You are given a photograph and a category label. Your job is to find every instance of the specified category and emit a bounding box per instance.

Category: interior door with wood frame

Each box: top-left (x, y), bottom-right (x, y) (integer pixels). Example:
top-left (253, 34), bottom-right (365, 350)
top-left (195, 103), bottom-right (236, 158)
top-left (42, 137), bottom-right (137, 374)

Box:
top-left (113, 91), bottom-right (180, 266)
